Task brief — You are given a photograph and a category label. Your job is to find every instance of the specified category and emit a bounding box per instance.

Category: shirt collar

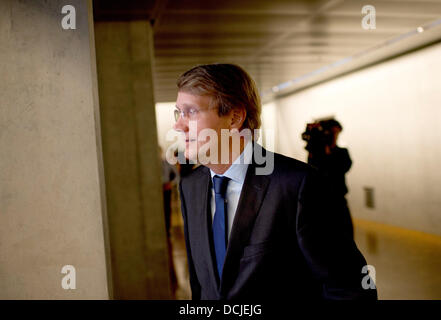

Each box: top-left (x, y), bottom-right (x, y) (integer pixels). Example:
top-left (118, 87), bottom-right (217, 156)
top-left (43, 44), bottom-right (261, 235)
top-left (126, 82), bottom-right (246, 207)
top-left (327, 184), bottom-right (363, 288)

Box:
top-left (210, 140), bottom-right (252, 185)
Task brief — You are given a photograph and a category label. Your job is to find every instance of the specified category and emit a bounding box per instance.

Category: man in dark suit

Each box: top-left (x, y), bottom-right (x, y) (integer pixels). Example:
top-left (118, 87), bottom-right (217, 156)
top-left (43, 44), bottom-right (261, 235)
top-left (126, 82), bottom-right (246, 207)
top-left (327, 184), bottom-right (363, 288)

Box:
top-left (173, 64), bottom-right (377, 300)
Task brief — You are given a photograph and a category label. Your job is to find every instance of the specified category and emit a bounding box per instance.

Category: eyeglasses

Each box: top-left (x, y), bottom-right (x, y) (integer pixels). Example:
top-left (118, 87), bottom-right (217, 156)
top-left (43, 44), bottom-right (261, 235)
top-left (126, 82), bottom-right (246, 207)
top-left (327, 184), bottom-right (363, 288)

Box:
top-left (174, 106), bottom-right (216, 122)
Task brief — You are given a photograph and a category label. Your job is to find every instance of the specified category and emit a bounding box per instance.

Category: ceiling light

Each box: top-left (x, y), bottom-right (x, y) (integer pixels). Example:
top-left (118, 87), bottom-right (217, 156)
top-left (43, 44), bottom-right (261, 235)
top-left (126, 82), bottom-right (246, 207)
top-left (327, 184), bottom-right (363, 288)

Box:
top-left (263, 18), bottom-right (441, 98)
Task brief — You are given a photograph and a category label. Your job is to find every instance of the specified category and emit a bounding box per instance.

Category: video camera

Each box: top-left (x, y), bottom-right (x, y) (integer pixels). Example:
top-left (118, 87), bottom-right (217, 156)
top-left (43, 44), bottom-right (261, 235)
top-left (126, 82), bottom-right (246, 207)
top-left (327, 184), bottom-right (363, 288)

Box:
top-left (301, 119), bottom-right (341, 154)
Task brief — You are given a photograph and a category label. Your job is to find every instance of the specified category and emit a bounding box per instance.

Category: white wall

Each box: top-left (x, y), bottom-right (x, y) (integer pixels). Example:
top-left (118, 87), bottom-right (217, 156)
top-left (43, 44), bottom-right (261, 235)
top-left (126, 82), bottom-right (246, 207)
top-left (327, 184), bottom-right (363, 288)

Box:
top-left (0, 0), bottom-right (110, 298)
top-left (265, 42), bottom-right (441, 236)
top-left (155, 102), bottom-right (176, 152)
top-left (260, 102), bottom-right (278, 152)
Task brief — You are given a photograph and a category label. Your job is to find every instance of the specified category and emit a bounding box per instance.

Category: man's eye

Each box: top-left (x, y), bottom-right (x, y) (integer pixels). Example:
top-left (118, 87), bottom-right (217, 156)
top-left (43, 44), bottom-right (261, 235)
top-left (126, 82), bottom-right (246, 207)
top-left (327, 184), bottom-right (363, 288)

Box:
top-left (188, 108), bottom-right (198, 115)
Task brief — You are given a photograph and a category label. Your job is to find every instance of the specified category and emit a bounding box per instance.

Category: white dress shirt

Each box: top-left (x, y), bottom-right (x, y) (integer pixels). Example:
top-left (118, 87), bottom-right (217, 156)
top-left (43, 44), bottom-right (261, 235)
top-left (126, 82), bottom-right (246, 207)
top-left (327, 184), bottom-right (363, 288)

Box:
top-left (209, 140), bottom-right (253, 240)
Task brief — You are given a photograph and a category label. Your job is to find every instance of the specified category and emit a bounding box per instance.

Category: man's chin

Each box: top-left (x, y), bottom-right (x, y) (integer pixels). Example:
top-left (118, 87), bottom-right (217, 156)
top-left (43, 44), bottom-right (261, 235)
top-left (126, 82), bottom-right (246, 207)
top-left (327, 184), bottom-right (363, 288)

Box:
top-left (184, 149), bottom-right (198, 163)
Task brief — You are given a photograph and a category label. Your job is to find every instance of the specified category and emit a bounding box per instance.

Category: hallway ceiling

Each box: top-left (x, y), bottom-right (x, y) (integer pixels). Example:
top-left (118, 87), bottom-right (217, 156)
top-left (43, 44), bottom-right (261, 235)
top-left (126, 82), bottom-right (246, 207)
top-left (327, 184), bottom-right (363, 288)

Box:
top-left (94, 0), bottom-right (441, 103)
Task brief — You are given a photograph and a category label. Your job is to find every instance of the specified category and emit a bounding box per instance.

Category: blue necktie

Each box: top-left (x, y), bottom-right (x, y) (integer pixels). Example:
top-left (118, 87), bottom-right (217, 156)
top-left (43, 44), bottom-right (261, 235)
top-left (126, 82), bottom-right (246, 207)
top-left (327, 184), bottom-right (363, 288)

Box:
top-left (212, 175), bottom-right (230, 279)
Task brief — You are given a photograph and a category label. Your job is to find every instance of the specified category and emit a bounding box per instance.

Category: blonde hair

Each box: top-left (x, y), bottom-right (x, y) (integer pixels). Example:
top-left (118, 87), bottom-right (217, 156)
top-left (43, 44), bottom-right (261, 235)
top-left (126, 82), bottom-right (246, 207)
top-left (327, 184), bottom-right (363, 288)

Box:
top-left (177, 64), bottom-right (261, 132)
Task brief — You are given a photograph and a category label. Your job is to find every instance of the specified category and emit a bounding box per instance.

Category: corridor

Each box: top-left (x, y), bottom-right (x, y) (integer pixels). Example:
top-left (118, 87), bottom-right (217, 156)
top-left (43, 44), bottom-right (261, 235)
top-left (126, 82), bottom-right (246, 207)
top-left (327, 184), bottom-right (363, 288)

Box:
top-left (2, 0), bottom-right (441, 300)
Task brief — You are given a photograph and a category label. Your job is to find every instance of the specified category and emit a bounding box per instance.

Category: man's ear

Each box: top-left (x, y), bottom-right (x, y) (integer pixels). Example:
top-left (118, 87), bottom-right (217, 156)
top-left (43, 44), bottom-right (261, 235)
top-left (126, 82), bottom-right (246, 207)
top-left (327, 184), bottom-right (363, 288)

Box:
top-left (230, 108), bottom-right (246, 130)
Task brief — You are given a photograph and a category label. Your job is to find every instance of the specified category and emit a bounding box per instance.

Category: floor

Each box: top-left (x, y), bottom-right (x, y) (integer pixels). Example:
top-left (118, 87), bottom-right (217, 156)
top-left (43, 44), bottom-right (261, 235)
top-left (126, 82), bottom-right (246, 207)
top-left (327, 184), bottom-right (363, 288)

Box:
top-left (168, 186), bottom-right (441, 300)
top-left (354, 219), bottom-right (441, 299)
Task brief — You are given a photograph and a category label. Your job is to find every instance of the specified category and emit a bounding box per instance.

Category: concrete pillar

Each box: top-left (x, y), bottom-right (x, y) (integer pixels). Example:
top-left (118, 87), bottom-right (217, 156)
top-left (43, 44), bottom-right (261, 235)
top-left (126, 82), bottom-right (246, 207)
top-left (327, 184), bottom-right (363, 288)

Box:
top-left (0, 0), bottom-right (110, 299)
top-left (94, 20), bottom-right (172, 299)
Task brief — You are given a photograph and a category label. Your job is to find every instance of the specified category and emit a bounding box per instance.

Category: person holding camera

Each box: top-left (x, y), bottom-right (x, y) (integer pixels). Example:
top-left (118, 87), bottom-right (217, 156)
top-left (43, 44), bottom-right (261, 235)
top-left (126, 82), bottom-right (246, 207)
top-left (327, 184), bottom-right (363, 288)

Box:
top-left (303, 119), bottom-right (354, 239)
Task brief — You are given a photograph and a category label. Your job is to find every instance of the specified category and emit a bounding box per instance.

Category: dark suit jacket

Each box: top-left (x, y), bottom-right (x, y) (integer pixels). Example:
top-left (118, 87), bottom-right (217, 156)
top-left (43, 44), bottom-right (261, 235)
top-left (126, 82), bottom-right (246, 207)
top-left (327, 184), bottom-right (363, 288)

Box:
top-left (179, 144), bottom-right (377, 300)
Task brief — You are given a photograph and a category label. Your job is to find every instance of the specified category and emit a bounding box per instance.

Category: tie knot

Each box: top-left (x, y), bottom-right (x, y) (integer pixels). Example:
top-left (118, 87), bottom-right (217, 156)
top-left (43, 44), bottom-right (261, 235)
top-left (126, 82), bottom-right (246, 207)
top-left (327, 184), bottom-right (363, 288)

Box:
top-left (213, 175), bottom-right (230, 197)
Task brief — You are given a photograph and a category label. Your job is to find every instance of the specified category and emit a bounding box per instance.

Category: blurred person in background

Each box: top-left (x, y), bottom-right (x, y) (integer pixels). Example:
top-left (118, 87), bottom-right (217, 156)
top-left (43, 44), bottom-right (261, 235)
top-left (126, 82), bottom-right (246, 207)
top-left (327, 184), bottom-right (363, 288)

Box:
top-left (159, 146), bottom-right (179, 295)
top-left (302, 119), bottom-right (354, 239)
top-left (160, 146), bottom-right (179, 237)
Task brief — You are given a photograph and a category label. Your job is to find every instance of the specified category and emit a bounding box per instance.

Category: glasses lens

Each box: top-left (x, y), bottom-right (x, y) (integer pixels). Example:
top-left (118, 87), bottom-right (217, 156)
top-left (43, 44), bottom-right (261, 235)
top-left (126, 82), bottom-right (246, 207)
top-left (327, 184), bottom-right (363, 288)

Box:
top-left (174, 109), bottom-right (179, 122)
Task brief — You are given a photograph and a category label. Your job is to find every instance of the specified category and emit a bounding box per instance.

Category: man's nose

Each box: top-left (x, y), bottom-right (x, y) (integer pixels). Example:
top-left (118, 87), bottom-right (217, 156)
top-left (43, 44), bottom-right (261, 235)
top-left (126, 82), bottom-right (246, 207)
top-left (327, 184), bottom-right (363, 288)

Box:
top-left (173, 116), bottom-right (188, 133)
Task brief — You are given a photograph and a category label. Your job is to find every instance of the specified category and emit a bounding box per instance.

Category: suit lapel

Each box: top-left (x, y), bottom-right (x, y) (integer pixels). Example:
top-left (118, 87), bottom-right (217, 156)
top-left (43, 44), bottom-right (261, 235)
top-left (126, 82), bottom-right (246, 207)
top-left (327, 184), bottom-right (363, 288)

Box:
top-left (191, 166), bottom-right (220, 291)
top-left (219, 144), bottom-right (271, 294)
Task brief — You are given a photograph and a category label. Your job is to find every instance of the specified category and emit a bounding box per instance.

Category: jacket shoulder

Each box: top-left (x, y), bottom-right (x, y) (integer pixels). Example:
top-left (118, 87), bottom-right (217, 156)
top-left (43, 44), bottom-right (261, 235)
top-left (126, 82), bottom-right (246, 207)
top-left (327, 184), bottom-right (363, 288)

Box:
top-left (180, 164), bottom-right (208, 186)
top-left (271, 151), bottom-right (316, 178)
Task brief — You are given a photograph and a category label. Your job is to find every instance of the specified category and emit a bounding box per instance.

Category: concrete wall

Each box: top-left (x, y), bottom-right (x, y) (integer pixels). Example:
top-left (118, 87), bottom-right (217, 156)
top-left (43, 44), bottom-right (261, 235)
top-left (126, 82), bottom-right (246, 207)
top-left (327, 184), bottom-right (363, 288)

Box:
top-left (94, 20), bottom-right (172, 299)
top-left (0, 0), bottom-right (110, 298)
top-left (265, 42), bottom-right (441, 236)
